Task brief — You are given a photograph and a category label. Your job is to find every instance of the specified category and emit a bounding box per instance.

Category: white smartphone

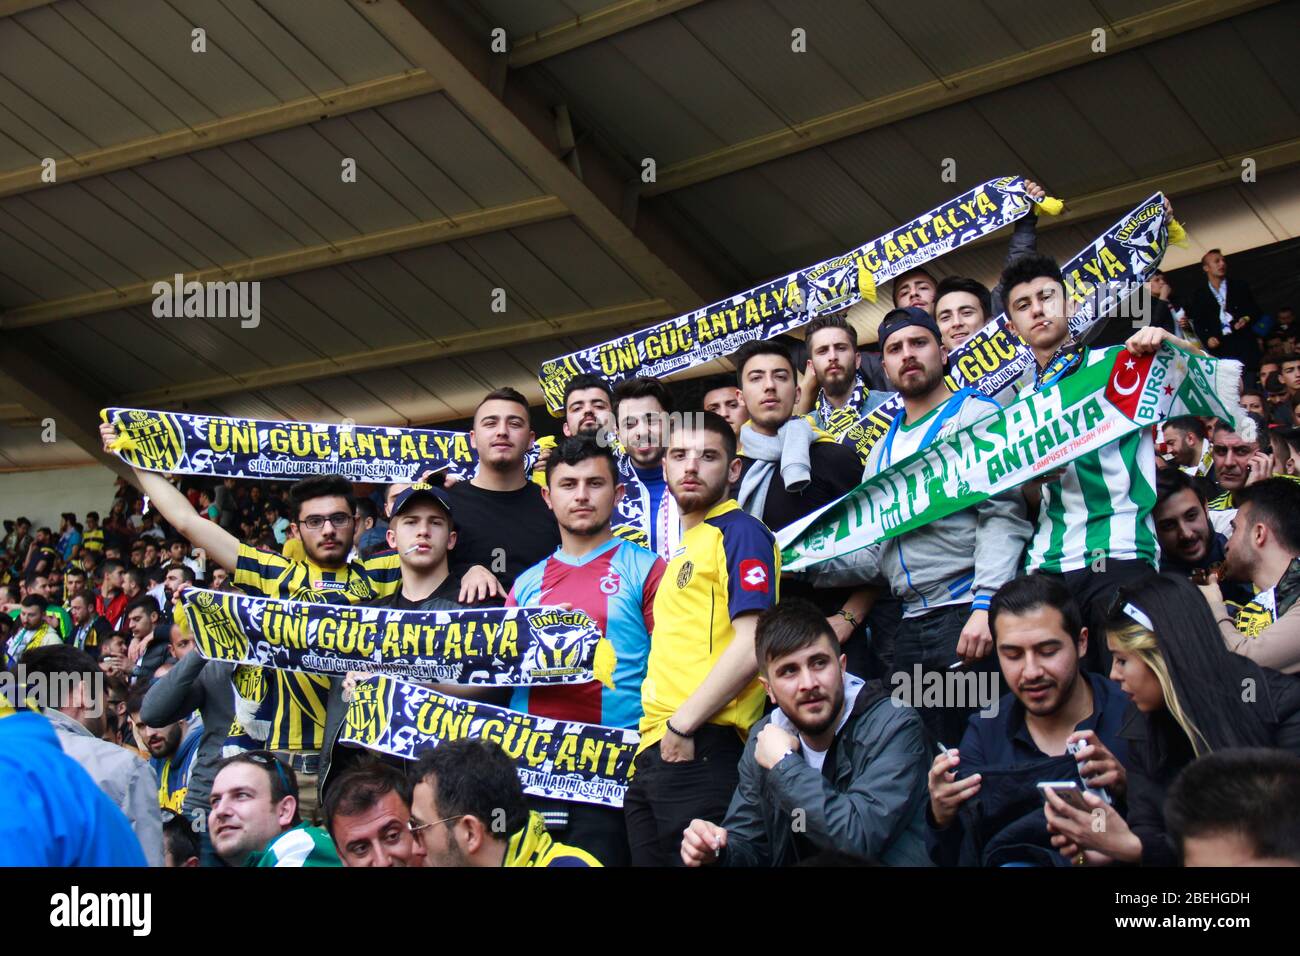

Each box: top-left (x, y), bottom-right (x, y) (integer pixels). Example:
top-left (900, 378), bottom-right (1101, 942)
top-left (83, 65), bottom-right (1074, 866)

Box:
top-left (1036, 781), bottom-right (1089, 812)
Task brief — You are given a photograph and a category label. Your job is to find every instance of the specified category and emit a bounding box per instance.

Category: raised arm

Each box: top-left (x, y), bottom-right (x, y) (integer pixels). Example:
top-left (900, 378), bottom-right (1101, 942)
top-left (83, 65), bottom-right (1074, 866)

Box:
top-left (99, 420), bottom-right (240, 571)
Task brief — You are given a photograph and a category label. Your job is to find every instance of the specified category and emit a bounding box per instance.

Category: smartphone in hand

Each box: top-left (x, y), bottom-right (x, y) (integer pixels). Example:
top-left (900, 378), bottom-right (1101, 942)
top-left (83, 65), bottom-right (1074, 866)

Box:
top-left (1036, 781), bottom-right (1090, 813)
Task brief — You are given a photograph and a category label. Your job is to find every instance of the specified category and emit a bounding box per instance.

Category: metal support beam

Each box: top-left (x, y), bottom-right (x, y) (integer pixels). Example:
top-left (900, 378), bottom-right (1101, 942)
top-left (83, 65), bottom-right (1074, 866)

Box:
top-left (507, 0), bottom-right (705, 67)
top-left (0, 195), bottom-right (568, 329)
top-left (0, 0), bottom-right (58, 16)
top-left (354, 0), bottom-right (727, 313)
top-left (960, 136), bottom-right (1300, 253)
top-left (0, 70), bottom-right (440, 199)
top-left (0, 333), bottom-right (138, 484)
top-left (644, 0), bottom-right (1278, 196)
top-left (120, 298), bottom-right (675, 407)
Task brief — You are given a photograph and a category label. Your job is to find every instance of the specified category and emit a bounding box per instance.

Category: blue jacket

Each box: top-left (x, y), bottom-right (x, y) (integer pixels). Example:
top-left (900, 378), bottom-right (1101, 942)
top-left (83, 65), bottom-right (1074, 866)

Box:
top-left (927, 671), bottom-right (1132, 866)
top-left (0, 712), bottom-right (147, 866)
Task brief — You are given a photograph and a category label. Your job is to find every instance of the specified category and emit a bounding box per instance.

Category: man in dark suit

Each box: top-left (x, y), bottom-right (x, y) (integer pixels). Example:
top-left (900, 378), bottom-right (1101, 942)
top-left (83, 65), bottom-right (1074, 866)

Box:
top-left (1189, 248), bottom-right (1262, 379)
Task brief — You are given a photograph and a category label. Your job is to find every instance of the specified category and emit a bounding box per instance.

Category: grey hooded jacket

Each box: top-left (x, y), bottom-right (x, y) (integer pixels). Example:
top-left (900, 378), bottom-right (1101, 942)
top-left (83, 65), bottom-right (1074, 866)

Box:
top-left (720, 674), bottom-right (932, 867)
top-left (811, 392), bottom-right (1032, 618)
top-left (45, 708), bottom-right (164, 867)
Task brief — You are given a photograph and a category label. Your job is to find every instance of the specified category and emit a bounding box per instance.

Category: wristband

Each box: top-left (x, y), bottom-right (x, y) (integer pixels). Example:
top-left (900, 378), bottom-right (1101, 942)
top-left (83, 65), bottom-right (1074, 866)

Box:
top-left (1216, 617), bottom-right (1234, 626)
top-left (835, 608), bottom-right (860, 628)
top-left (666, 719), bottom-right (694, 740)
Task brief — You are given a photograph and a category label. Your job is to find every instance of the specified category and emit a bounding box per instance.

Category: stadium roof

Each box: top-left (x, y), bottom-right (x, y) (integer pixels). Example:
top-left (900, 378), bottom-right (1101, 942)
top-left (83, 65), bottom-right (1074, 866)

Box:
top-left (1, 0), bottom-right (1298, 474)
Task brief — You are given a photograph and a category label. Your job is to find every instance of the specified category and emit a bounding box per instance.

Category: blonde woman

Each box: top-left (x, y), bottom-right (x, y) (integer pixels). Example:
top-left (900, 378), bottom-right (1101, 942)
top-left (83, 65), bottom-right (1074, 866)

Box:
top-left (1043, 573), bottom-right (1300, 866)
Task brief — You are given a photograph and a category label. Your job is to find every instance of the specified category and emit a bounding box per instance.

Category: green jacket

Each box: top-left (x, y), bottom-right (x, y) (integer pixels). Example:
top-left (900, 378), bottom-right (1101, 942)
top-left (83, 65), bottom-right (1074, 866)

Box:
top-left (247, 823), bottom-right (341, 868)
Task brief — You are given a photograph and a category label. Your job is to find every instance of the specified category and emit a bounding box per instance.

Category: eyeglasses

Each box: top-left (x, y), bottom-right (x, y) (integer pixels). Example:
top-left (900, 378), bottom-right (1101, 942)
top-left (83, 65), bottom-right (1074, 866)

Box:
top-left (407, 814), bottom-right (465, 840)
top-left (299, 512), bottom-right (353, 531)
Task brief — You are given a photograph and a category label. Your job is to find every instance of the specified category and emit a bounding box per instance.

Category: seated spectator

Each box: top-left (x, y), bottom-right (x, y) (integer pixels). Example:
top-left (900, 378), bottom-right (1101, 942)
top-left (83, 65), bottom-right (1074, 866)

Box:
top-left (323, 762), bottom-right (425, 867)
top-left (1043, 573), bottom-right (1300, 866)
top-left (926, 575), bottom-right (1131, 867)
top-left (208, 752), bottom-right (340, 867)
top-left (681, 600), bottom-right (930, 867)
top-left (4, 595), bottom-right (62, 666)
top-left (67, 591), bottom-right (111, 655)
top-left (1199, 478), bottom-right (1300, 673)
top-left (162, 813), bottom-right (200, 868)
top-left (1154, 470), bottom-right (1250, 605)
top-left (408, 738), bottom-right (600, 867)
top-left (1164, 749), bottom-right (1300, 867)
top-left (17, 645), bottom-right (163, 866)
top-left (123, 596), bottom-right (171, 684)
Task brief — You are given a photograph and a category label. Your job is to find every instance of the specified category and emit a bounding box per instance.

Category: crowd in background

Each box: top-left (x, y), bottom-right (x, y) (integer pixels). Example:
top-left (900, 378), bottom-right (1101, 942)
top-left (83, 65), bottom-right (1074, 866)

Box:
top-left (3, 236), bottom-right (1300, 871)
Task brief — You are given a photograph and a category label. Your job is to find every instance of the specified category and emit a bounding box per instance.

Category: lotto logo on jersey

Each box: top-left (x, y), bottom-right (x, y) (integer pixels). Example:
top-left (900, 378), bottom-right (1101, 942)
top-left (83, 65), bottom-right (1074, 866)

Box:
top-left (739, 560), bottom-right (769, 592)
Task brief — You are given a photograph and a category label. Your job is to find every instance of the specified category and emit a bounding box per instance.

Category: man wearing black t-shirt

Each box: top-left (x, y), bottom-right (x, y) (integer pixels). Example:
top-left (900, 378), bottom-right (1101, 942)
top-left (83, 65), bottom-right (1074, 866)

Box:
top-left (445, 388), bottom-right (561, 604)
top-left (730, 340), bottom-right (873, 649)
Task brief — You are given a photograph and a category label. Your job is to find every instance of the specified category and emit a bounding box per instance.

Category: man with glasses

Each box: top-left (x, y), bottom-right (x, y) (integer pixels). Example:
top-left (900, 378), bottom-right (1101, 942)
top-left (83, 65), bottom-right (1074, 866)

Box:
top-left (209, 751), bottom-right (340, 867)
top-left (100, 421), bottom-right (402, 823)
top-left (408, 738), bottom-right (600, 867)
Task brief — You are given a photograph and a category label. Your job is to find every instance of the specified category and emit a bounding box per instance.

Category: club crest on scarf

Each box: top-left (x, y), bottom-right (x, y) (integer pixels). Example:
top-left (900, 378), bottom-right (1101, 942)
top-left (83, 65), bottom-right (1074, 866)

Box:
top-left (344, 676), bottom-right (391, 746)
top-left (523, 609), bottom-right (597, 680)
top-left (117, 410), bottom-right (186, 472)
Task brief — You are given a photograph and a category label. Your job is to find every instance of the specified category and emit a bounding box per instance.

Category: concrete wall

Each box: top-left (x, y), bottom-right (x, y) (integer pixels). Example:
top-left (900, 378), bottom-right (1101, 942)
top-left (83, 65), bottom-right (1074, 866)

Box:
top-left (0, 463), bottom-right (121, 534)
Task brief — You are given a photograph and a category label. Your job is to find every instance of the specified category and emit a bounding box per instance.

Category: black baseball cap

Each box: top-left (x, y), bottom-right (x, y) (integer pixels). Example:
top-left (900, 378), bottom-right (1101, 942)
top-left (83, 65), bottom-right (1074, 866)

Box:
top-left (389, 482), bottom-right (454, 524)
top-left (878, 306), bottom-right (942, 348)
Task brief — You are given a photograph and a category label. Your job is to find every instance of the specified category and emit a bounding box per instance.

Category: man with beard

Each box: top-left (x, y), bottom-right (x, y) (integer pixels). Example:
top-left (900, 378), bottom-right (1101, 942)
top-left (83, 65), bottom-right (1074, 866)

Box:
top-left (1198, 478), bottom-right (1300, 674)
top-left (806, 307), bottom-right (1031, 746)
top-left (102, 416), bottom-right (403, 820)
top-left (801, 315), bottom-right (893, 452)
top-left (127, 685), bottom-right (202, 814)
top-left (1003, 253), bottom-right (1200, 672)
top-left (1154, 468), bottom-right (1217, 569)
top-left (614, 376), bottom-right (679, 559)
top-left (508, 436), bottom-right (665, 865)
top-left (444, 388), bottom-right (560, 603)
top-left (1158, 416), bottom-right (1213, 479)
top-left (67, 591), bottom-right (111, 655)
top-left (535, 373), bottom-right (668, 553)
top-left (123, 596), bottom-right (171, 685)
top-left (3, 595), bottom-right (62, 667)
top-left (410, 738), bottom-right (599, 867)
top-left (1206, 415), bottom-right (1271, 520)
top-left (702, 376), bottom-right (748, 438)
top-left (19, 644), bottom-right (164, 865)
top-left (680, 599), bottom-right (930, 866)
top-left (624, 412), bottom-right (779, 866)
top-left (926, 575), bottom-right (1131, 867)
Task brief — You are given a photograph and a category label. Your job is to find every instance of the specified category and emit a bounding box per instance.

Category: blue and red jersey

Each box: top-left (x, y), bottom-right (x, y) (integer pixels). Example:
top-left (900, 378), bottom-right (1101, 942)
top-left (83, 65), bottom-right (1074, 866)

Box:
top-left (507, 537), bottom-right (665, 728)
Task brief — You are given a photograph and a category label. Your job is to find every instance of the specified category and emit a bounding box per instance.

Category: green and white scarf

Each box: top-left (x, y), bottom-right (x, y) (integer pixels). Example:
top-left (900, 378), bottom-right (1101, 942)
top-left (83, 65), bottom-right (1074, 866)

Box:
top-left (779, 343), bottom-right (1240, 572)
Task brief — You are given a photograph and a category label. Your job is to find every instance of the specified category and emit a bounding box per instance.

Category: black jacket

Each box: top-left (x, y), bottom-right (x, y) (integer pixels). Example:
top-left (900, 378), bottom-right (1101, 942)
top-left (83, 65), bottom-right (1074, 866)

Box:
top-left (1188, 277), bottom-right (1262, 369)
top-left (1119, 657), bottom-right (1300, 866)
